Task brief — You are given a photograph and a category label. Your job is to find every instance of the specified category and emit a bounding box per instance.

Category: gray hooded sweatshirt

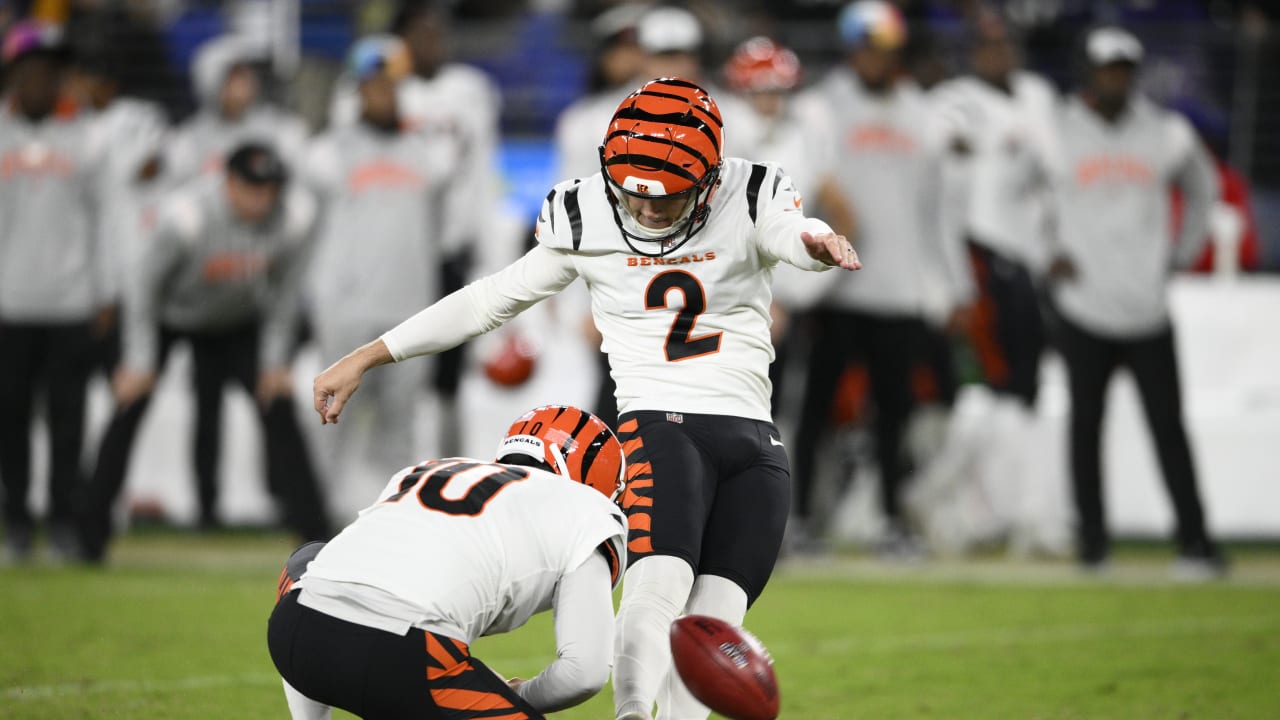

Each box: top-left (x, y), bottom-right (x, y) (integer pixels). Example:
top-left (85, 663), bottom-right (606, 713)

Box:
top-left (123, 176), bottom-right (318, 373)
top-left (0, 107), bottom-right (111, 322)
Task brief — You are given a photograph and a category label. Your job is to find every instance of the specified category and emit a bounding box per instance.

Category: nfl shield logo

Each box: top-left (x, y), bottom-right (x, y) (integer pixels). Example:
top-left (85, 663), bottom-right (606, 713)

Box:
top-left (666, 412), bottom-right (683, 424)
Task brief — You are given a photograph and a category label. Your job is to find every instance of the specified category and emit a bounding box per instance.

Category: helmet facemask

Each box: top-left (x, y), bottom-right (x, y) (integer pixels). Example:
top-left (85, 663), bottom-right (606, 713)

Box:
top-left (599, 77), bottom-right (725, 258)
top-left (600, 145), bottom-right (720, 257)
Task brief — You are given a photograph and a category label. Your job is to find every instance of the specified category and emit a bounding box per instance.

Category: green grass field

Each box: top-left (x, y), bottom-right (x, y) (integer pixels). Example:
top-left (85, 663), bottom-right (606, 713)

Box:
top-left (3, 532), bottom-right (1278, 719)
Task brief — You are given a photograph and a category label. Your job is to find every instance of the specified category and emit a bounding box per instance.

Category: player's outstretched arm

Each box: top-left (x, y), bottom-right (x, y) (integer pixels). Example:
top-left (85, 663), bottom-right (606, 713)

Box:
top-left (802, 231), bottom-right (862, 271)
top-left (313, 339), bottom-right (392, 425)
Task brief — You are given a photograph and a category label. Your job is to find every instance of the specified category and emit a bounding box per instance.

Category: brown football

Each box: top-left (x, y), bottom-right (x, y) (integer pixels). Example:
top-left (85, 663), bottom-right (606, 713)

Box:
top-left (670, 615), bottom-right (780, 720)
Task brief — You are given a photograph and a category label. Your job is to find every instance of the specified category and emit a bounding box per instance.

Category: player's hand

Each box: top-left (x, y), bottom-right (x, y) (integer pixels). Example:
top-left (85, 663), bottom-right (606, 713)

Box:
top-left (93, 304), bottom-right (118, 338)
top-left (256, 367), bottom-right (295, 407)
top-left (506, 677), bottom-right (526, 693)
top-left (112, 367), bottom-right (157, 409)
top-left (313, 340), bottom-right (393, 425)
top-left (802, 231), bottom-right (861, 271)
top-left (1047, 255), bottom-right (1078, 283)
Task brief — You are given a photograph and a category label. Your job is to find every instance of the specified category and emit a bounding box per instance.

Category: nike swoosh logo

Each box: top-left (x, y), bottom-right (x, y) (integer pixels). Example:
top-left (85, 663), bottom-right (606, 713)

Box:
top-left (769, 436), bottom-right (784, 447)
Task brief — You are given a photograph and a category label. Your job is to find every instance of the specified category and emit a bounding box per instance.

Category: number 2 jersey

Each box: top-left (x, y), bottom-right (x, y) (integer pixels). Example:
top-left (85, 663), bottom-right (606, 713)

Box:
top-left (380, 158), bottom-right (835, 421)
top-left (297, 459), bottom-right (627, 644)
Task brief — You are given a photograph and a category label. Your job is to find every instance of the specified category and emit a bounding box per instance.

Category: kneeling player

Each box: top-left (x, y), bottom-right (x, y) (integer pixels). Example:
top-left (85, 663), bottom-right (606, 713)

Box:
top-left (268, 405), bottom-right (628, 719)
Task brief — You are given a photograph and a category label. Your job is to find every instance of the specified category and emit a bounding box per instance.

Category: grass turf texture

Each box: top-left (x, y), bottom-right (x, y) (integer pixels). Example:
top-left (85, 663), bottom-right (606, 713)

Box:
top-left (2, 532), bottom-right (1278, 719)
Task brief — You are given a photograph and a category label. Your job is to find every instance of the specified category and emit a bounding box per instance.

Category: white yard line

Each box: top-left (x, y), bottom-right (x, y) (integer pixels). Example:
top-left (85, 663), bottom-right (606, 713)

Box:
top-left (2, 672), bottom-right (279, 701)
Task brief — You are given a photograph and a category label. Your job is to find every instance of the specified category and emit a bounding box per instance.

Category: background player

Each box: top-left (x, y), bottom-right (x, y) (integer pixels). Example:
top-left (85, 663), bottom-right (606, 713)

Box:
top-left (312, 78), bottom-right (859, 720)
top-left (80, 143), bottom-right (329, 562)
top-left (269, 405), bottom-right (628, 720)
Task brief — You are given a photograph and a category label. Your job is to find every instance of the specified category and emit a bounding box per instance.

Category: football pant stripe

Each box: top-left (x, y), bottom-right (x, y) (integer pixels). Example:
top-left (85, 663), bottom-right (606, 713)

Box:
top-left (625, 461), bottom-right (652, 480)
top-left (430, 687), bottom-right (514, 711)
top-left (618, 419), bottom-right (639, 433)
top-left (628, 537), bottom-right (654, 553)
top-left (426, 635), bottom-right (462, 670)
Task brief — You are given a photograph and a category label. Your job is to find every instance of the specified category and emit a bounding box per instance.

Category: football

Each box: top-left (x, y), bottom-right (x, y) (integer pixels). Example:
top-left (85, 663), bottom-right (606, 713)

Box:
top-left (669, 615), bottom-right (780, 720)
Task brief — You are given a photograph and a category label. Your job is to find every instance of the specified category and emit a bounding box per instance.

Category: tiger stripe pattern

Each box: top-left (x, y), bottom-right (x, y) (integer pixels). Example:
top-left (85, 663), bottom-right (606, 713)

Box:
top-left (424, 632), bottom-right (543, 719)
top-left (615, 417), bottom-right (656, 557)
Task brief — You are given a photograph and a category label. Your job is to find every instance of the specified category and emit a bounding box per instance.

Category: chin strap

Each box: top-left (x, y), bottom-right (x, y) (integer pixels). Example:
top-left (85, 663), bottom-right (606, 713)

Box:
top-left (548, 443), bottom-right (573, 480)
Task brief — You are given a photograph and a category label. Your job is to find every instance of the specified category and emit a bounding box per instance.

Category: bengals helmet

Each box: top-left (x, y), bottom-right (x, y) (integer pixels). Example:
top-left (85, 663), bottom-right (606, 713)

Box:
top-left (599, 77), bottom-right (723, 256)
top-left (725, 37), bottom-right (801, 94)
top-left (495, 405), bottom-right (626, 501)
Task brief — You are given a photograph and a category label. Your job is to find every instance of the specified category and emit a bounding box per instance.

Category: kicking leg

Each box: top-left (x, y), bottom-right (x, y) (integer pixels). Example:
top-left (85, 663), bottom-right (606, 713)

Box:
top-left (657, 574), bottom-right (749, 720)
top-left (614, 555), bottom-right (695, 720)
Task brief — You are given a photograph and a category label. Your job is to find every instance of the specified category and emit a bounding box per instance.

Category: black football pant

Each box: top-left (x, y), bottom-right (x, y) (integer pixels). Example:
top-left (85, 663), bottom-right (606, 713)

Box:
top-left (269, 590), bottom-right (545, 719)
top-left (0, 320), bottom-right (96, 531)
top-left (791, 309), bottom-right (930, 525)
top-left (967, 241), bottom-right (1044, 407)
top-left (80, 322), bottom-right (329, 560)
top-left (1055, 316), bottom-right (1216, 561)
top-left (617, 410), bottom-right (790, 605)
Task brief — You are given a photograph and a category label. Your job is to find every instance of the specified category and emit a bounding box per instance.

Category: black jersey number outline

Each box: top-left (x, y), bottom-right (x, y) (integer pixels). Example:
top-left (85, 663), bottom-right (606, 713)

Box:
top-left (385, 459), bottom-right (530, 516)
top-left (644, 270), bottom-right (722, 362)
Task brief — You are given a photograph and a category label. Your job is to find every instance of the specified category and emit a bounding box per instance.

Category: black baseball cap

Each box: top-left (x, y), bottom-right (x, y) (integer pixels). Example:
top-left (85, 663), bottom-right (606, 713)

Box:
top-left (226, 142), bottom-right (288, 186)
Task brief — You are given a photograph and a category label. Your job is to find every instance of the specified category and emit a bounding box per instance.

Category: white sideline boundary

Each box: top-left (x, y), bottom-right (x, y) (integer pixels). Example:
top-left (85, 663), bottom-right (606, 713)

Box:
top-left (5, 615), bottom-right (1275, 702)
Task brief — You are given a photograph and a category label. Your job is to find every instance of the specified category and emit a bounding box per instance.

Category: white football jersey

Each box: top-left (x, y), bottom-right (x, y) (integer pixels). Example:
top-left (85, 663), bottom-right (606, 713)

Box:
top-left (534, 158), bottom-right (831, 421)
top-left (298, 458), bottom-right (626, 644)
top-left (931, 71), bottom-right (1061, 267)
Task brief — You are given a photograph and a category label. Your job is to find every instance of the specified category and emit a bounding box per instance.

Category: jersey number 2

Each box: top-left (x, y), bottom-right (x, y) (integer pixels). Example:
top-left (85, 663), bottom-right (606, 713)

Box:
top-left (386, 460), bottom-right (529, 516)
top-left (645, 270), bottom-right (722, 362)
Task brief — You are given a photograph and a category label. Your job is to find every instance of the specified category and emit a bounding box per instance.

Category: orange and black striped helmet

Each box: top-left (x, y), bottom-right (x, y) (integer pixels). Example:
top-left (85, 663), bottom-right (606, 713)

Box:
top-left (496, 405), bottom-right (626, 502)
top-left (599, 77), bottom-right (723, 256)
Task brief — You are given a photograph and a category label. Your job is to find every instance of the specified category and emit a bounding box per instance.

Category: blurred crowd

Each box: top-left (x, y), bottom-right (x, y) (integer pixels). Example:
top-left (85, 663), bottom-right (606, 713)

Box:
top-left (0, 0), bottom-right (1269, 575)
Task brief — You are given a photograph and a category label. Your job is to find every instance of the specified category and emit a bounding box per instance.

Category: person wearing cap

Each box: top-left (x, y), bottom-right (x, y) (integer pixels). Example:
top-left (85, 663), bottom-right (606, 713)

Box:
top-left (79, 142), bottom-right (331, 562)
top-left (631, 4), bottom-right (761, 159)
top-left (787, 0), bottom-right (972, 559)
top-left (302, 35), bottom-right (460, 519)
top-left (165, 33), bottom-right (308, 184)
top-left (1046, 27), bottom-right (1225, 578)
top-left (927, 10), bottom-right (1068, 557)
top-left (0, 21), bottom-right (113, 563)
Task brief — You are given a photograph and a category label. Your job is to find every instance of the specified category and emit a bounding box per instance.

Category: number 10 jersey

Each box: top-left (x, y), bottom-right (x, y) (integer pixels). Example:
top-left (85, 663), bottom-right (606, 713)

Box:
top-left (297, 459), bottom-right (627, 644)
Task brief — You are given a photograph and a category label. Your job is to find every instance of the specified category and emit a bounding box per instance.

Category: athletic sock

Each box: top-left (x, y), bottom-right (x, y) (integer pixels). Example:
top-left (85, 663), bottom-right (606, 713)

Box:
top-left (614, 556), bottom-right (694, 720)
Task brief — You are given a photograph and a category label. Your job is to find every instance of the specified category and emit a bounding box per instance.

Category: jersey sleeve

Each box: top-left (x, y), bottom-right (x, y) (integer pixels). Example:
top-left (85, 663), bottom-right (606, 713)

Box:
top-left (380, 244), bottom-right (580, 361)
top-left (749, 164), bottom-right (835, 272)
top-left (534, 179), bottom-right (591, 252)
top-left (515, 551), bottom-right (614, 712)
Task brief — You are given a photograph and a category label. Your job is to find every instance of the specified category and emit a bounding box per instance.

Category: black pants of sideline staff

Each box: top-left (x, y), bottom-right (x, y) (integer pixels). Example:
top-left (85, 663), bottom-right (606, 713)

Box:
top-left (1055, 315), bottom-right (1219, 563)
top-left (79, 322), bottom-right (330, 561)
top-left (791, 309), bottom-right (931, 528)
top-left (0, 321), bottom-right (96, 537)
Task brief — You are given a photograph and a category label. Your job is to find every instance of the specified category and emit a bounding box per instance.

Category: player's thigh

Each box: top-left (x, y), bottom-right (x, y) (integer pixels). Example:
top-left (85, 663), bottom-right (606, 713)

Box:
top-left (617, 411), bottom-right (716, 572)
top-left (699, 435), bottom-right (790, 606)
top-left (390, 632), bottom-right (544, 720)
top-left (268, 592), bottom-right (383, 716)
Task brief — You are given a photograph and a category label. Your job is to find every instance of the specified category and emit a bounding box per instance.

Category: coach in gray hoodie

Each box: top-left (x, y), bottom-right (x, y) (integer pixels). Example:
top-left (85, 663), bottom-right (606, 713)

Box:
top-left (0, 22), bottom-right (111, 562)
top-left (79, 144), bottom-right (330, 563)
top-left (1047, 27), bottom-right (1224, 578)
